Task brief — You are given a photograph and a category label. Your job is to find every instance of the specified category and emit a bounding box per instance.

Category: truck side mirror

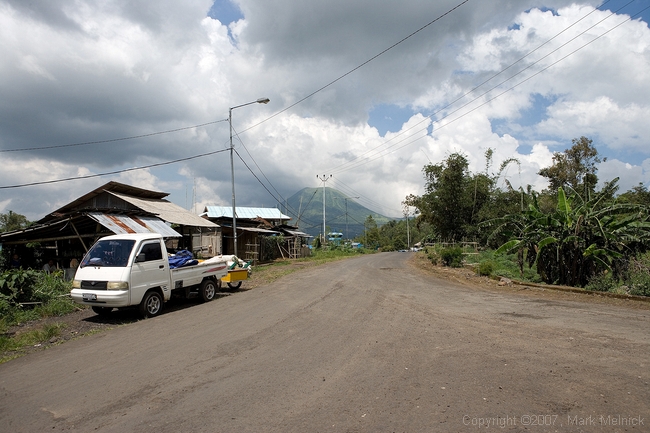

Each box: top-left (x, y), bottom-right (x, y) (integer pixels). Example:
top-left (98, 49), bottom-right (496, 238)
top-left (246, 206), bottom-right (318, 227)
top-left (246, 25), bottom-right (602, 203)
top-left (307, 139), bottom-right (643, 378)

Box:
top-left (135, 253), bottom-right (146, 263)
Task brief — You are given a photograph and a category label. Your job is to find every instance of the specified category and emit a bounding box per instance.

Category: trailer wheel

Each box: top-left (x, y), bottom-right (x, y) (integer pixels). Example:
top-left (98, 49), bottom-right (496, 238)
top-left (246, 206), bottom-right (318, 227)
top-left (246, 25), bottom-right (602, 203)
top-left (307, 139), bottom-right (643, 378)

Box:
top-left (139, 291), bottom-right (163, 318)
top-left (200, 279), bottom-right (217, 302)
top-left (227, 281), bottom-right (242, 290)
top-left (92, 306), bottom-right (113, 316)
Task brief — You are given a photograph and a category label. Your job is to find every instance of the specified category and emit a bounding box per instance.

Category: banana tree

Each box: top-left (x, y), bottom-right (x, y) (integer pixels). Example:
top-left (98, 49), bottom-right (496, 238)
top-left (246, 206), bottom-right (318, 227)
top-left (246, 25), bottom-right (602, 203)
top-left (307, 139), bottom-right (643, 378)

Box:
top-left (490, 179), bottom-right (650, 287)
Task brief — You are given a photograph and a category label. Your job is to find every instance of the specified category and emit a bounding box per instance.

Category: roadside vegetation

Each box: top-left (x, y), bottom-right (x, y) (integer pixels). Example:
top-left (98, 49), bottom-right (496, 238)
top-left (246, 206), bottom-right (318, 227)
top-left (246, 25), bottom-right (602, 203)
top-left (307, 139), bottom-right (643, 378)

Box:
top-left (400, 137), bottom-right (650, 297)
top-left (0, 269), bottom-right (78, 357)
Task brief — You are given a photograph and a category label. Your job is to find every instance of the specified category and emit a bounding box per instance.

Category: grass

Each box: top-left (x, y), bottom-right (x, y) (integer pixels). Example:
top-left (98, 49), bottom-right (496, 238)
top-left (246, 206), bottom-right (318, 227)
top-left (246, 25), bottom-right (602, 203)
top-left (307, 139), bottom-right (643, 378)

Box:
top-left (0, 323), bottom-right (67, 358)
top-left (425, 246), bottom-right (543, 283)
top-left (250, 247), bottom-right (370, 285)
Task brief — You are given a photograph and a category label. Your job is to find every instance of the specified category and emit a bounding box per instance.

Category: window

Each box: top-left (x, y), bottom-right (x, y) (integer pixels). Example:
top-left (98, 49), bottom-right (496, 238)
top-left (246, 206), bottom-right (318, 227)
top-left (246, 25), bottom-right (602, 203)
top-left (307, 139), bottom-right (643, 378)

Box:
top-left (139, 242), bottom-right (163, 262)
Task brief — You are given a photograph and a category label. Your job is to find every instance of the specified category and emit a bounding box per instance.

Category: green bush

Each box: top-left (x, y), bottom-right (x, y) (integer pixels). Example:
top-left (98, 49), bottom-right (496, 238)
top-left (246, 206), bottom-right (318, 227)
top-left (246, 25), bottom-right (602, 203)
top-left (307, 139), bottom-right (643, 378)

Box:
top-left (477, 260), bottom-right (496, 276)
top-left (425, 247), bottom-right (441, 265)
top-left (0, 269), bottom-right (41, 304)
top-left (0, 269), bottom-right (75, 325)
top-left (625, 254), bottom-right (650, 296)
top-left (585, 272), bottom-right (618, 293)
top-left (440, 246), bottom-right (463, 268)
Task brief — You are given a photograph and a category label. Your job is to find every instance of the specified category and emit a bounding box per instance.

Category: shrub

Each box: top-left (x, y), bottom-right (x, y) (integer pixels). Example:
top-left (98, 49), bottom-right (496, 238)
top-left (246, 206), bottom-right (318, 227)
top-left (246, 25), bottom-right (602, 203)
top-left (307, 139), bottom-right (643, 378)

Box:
top-left (426, 247), bottom-right (441, 265)
top-left (477, 260), bottom-right (496, 276)
top-left (0, 269), bottom-right (41, 305)
top-left (625, 254), bottom-right (650, 297)
top-left (440, 246), bottom-right (463, 268)
top-left (0, 269), bottom-right (75, 325)
top-left (585, 272), bottom-right (618, 293)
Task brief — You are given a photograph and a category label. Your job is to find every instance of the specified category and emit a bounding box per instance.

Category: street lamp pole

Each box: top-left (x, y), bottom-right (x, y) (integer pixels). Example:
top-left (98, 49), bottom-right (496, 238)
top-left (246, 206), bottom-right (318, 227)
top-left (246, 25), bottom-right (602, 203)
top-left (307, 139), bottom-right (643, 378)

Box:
top-left (229, 97), bottom-right (270, 257)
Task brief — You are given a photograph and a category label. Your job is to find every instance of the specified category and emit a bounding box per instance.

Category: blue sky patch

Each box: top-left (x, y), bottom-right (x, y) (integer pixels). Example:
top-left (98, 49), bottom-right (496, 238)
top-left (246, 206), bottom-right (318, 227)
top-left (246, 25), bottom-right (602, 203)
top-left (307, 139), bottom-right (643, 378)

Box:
top-left (599, 0), bottom-right (650, 23)
top-left (368, 104), bottom-right (416, 136)
top-left (208, 0), bottom-right (244, 24)
top-left (518, 93), bottom-right (555, 127)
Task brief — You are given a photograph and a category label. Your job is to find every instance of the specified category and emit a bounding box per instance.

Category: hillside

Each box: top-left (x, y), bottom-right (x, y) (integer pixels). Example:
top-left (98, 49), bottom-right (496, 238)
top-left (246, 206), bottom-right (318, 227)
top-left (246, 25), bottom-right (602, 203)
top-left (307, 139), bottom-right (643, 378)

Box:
top-left (282, 187), bottom-right (393, 240)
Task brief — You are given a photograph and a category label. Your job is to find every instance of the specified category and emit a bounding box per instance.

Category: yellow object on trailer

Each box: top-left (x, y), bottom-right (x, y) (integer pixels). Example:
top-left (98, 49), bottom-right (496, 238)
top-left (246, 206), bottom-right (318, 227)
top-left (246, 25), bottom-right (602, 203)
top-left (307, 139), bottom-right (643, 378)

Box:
top-left (221, 269), bottom-right (248, 283)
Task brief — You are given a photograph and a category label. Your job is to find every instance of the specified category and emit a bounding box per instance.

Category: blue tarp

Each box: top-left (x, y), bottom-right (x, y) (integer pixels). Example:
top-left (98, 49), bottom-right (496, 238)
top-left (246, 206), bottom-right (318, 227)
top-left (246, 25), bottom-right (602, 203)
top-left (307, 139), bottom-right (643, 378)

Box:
top-left (168, 250), bottom-right (198, 269)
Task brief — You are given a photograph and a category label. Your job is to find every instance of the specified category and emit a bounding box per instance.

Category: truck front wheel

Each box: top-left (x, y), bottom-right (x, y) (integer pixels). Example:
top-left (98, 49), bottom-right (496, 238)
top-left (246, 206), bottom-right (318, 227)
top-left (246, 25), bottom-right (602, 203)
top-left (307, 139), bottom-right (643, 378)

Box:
top-left (200, 279), bottom-right (217, 302)
top-left (139, 291), bottom-right (163, 318)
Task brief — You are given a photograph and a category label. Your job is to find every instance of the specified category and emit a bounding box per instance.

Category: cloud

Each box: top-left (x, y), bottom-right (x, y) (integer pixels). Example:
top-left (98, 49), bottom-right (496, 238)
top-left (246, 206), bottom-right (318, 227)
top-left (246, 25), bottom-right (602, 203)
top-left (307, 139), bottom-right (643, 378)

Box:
top-left (0, 0), bottom-right (648, 223)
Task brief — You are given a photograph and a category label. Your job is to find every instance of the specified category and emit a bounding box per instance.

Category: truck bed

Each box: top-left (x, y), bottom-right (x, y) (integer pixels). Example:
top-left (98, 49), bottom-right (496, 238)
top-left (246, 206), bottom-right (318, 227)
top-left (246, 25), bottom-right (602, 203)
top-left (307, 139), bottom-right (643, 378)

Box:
top-left (170, 259), bottom-right (229, 289)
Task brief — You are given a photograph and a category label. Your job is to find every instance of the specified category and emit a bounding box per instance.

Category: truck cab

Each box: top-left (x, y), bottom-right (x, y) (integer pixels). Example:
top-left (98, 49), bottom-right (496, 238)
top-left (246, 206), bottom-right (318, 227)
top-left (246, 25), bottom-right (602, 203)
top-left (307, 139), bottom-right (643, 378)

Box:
top-left (71, 233), bottom-right (172, 317)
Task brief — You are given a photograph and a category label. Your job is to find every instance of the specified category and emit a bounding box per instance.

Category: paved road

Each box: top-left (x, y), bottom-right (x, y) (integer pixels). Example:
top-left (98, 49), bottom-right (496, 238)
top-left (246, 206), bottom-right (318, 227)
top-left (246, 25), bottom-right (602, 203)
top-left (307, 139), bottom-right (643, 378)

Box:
top-left (1, 253), bottom-right (648, 432)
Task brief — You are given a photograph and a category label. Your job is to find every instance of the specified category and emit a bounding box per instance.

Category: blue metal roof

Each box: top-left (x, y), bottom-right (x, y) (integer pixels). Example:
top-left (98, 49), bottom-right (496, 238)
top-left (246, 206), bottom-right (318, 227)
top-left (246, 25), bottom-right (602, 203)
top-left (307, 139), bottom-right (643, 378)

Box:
top-left (203, 206), bottom-right (290, 220)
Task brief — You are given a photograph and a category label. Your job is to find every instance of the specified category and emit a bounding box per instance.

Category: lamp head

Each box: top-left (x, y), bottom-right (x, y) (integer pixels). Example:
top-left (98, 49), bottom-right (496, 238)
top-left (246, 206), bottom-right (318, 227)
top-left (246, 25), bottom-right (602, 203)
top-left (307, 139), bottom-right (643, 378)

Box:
top-left (256, 97), bottom-right (270, 104)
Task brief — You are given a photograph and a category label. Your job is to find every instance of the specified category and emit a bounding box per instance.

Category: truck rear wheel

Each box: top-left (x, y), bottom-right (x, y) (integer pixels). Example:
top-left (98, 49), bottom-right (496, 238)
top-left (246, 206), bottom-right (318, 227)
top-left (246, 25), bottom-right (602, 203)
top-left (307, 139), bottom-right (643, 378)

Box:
top-left (139, 291), bottom-right (163, 318)
top-left (200, 279), bottom-right (217, 302)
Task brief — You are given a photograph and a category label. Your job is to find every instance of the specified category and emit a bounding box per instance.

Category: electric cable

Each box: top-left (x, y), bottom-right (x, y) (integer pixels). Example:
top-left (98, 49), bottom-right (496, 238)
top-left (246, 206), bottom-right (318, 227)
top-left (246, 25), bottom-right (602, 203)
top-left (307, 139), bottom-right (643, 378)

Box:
top-left (0, 149), bottom-right (229, 189)
top-left (1, 119), bottom-right (228, 153)
top-left (326, 0), bottom-right (633, 175)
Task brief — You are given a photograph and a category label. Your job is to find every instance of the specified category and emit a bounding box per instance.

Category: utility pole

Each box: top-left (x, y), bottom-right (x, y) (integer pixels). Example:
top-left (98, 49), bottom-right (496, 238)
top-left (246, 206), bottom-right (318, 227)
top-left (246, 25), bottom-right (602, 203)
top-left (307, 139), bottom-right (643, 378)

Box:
top-left (316, 174), bottom-right (332, 245)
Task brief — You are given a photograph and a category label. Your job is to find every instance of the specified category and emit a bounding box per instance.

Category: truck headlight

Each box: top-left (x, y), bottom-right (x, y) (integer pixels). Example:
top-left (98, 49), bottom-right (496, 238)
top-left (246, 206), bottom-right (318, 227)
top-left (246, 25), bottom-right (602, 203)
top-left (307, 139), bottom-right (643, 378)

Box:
top-left (107, 281), bottom-right (129, 290)
top-left (72, 280), bottom-right (81, 289)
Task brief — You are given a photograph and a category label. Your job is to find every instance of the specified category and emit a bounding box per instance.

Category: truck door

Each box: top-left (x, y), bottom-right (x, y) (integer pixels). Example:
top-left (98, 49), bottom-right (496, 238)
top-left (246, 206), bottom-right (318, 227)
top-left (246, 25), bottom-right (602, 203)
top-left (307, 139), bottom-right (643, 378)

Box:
top-left (130, 240), bottom-right (170, 304)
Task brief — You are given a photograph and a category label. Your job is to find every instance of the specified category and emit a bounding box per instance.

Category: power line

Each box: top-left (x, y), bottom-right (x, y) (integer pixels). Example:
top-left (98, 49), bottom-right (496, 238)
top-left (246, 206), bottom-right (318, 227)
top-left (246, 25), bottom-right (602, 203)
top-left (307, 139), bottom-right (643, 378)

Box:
top-left (1, 119), bottom-right (229, 153)
top-left (1, 1), bottom-right (472, 192)
top-left (0, 149), bottom-right (229, 190)
top-left (326, 0), bottom-right (630, 176)
top-left (238, 0), bottom-right (472, 133)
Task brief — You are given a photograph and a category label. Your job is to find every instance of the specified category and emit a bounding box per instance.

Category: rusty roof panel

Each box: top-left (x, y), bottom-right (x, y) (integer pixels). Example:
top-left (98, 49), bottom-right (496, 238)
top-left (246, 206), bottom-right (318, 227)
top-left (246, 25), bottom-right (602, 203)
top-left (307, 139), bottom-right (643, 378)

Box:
top-left (88, 212), bottom-right (181, 237)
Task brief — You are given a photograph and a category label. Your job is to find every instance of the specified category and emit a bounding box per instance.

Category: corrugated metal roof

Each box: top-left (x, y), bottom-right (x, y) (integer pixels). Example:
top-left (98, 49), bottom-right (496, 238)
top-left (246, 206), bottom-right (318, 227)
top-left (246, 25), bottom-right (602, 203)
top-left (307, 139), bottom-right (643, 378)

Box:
top-left (109, 192), bottom-right (218, 228)
top-left (282, 229), bottom-right (312, 237)
top-left (88, 212), bottom-right (182, 237)
top-left (238, 227), bottom-right (280, 234)
top-left (203, 206), bottom-right (290, 220)
top-left (39, 181), bottom-right (169, 223)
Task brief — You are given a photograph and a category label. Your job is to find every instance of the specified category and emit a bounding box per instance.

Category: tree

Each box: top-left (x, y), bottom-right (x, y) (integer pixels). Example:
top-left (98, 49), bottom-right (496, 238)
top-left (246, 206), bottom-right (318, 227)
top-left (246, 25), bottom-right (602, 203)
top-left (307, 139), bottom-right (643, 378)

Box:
top-left (618, 183), bottom-right (650, 207)
top-left (0, 211), bottom-right (30, 232)
top-left (491, 179), bottom-right (650, 287)
top-left (404, 153), bottom-right (474, 241)
top-left (538, 136), bottom-right (602, 199)
top-left (363, 215), bottom-right (380, 249)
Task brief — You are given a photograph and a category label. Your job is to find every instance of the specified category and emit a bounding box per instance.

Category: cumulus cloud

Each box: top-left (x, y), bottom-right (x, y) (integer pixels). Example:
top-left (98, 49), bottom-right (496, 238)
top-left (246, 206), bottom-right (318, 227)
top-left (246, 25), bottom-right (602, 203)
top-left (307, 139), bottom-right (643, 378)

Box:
top-left (0, 0), bottom-right (648, 222)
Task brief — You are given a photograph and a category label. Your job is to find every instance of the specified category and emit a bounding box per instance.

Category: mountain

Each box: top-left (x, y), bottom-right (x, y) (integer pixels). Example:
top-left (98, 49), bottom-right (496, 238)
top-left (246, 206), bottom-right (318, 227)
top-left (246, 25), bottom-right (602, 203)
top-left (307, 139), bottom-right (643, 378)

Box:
top-left (281, 187), bottom-right (393, 240)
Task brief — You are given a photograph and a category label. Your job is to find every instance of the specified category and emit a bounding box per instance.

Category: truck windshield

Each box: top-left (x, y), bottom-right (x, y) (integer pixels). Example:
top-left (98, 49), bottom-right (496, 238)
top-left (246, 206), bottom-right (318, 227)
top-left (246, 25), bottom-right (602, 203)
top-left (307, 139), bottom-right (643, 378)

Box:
top-left (80, 239), bottom-right (136, 268)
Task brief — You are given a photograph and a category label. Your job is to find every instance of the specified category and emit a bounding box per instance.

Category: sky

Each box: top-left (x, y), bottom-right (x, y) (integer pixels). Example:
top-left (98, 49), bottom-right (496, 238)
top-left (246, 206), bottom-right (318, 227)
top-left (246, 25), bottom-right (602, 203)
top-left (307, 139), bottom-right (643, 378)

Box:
top-left (1, 0), bottom-right (649, 226)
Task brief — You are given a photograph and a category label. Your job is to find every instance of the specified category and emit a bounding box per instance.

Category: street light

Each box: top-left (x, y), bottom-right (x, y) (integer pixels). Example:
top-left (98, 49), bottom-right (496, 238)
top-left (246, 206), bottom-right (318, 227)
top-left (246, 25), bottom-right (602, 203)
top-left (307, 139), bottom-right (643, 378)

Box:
top-left (229, 97), bottom-right (270, 257)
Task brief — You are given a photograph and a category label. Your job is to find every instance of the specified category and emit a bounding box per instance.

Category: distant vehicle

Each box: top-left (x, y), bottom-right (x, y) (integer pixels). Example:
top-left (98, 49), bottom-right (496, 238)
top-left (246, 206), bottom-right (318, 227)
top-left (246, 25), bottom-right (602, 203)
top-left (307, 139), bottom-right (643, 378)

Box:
top-left (327, 232), bottom-right (343, 245)
top-left (71, 233), bottom-right (234, 318)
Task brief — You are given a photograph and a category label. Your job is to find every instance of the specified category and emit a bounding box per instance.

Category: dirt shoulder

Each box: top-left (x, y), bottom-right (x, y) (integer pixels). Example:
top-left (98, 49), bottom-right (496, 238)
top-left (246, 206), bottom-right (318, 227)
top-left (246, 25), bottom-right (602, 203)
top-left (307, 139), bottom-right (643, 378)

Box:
top-left (4, 253), bottom-right (649, 362)
top-left (408, 252), bottom-right (650, 311)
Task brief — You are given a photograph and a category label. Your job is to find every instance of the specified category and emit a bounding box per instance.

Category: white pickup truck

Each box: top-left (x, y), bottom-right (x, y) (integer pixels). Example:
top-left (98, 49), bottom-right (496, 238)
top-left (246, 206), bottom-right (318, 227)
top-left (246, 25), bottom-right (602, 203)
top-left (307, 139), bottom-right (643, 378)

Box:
top-left (71, 233), bottom-right (230, 318)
